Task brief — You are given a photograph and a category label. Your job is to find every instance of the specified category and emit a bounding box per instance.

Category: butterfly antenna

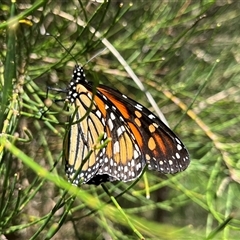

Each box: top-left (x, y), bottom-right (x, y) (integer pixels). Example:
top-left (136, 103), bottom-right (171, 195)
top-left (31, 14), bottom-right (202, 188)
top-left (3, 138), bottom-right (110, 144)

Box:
top-left (45, 32), bottom-right (78, 65)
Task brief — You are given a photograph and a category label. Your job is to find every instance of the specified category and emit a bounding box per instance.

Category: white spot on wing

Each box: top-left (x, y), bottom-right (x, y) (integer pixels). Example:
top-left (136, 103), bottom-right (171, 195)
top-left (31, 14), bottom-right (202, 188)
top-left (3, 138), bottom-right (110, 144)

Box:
top-left (119, 116), bottom-right (124, 122)
top-left (117, 126), bottom-right (124, 137)
top-left (102, 95), bottom-right (107, 101)
top-left (113, 141), bottom-right (120, 153)
top-left (135, 104), bottom-right (143, 111)
top-left (176, 153), bottom-right (180, 159)
top-left (133, 150), bottom-right (139, 159)
top-left (96, 110), bottom-right (102, 118)
top-left (175, 137), bottom-right (181, 144)
top-left (136, 162), bottom-right (142, 171)
top-left (148, 114), bottom-right (155, 119)
top-left (108, 118), bottom-right (114, 131)
top-left (104, 166), bottom-right (109, 172)
top-left (110, 112), bottom-right (116, 120)
top-left (177, 143), bottom-right (182, 151)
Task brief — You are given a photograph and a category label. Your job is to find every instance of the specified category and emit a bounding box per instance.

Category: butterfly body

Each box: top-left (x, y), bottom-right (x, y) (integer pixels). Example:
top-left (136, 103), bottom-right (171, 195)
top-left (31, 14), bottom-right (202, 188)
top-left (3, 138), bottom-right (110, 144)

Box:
top-left (64, 65), bottom-right (190, 185)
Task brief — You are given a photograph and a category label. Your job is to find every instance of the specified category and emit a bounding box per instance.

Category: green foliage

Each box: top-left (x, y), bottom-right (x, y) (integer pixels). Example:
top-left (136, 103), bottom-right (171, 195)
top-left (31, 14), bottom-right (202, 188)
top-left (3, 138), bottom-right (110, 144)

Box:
top-left (0, 0), bottom-right (240, 239)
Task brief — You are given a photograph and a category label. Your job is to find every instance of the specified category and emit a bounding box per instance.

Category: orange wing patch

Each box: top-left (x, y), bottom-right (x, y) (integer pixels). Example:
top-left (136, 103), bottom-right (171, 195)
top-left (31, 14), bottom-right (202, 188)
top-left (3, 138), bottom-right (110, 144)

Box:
top-left (105, 126), bottom-right (113, 160)
top-left (94, 95), bottom-right (107, 118)
top-left (128, 122), bottom-right (143, 148)
top-left (98, 88), bottom-right (130, 119)
top-left (120, 132), bottom-right (134, 165)
top-left (153, 132), bottom-right (167, 156)
top-left (148, 137), bottom-right (156, 151)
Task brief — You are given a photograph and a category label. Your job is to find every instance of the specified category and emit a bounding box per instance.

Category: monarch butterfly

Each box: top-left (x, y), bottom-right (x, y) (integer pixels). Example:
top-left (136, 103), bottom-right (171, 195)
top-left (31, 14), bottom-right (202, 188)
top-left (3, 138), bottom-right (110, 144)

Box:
top-left (63, 65), bottom-right (190, 185)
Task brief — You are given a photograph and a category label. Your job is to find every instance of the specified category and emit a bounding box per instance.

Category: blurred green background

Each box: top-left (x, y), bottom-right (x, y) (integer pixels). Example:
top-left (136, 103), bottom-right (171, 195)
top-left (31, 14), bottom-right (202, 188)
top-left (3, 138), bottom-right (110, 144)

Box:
top-left (0, 0), bottom-right (240, 239)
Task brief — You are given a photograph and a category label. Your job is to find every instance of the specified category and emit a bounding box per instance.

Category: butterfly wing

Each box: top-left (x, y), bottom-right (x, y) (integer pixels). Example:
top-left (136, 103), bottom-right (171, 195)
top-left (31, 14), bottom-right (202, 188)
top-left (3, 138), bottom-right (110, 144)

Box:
top-left (64, 65), bottom-right (190, 185)
top-left (97, 86), bottom-right (190, 174)
top-left (64, 82), bottom-right (144, 184)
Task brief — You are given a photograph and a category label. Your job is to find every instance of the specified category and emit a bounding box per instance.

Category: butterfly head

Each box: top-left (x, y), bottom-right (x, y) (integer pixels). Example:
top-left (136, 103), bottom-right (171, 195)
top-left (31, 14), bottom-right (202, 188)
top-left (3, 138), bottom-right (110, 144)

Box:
top-left (67, 65), bottom-right (88, 103)
top-left (72, 65), bottom-right (87, 83)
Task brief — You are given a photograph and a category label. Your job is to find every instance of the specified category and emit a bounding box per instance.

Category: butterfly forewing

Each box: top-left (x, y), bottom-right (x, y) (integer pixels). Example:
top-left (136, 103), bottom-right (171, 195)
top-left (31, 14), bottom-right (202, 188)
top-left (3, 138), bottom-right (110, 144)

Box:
top-left (64, 65), bottom-right (190, 185)
top-left (97, 86), bottom-right (190, 174)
